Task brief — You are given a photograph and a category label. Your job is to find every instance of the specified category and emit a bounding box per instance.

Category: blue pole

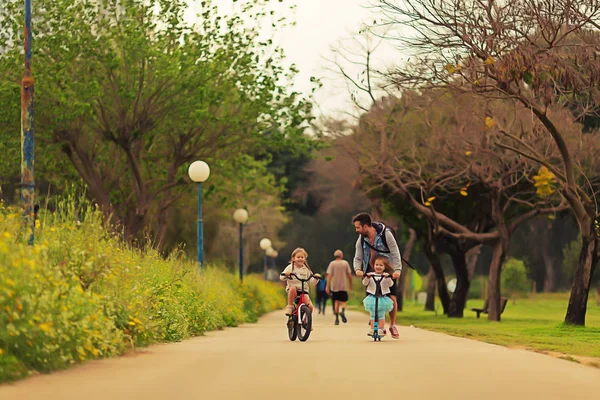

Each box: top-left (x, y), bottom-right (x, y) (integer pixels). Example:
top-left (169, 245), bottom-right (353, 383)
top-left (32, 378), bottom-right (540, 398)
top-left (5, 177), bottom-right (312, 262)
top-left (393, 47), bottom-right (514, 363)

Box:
top-left (197, 183), bottom-right (203, 268)
top-left (21, 0), bottom-right (35, 245)
top-left (238, 223), bottom-right (243, 282)
top-left (263, 251), bottom-right (267, 281)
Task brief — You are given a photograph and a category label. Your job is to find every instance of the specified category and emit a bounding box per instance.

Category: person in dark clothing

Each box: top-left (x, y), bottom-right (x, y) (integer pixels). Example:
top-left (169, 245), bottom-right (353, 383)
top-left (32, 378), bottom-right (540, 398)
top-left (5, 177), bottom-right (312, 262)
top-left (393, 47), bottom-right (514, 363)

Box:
top-left (315, 275), bottom-right (329, 314)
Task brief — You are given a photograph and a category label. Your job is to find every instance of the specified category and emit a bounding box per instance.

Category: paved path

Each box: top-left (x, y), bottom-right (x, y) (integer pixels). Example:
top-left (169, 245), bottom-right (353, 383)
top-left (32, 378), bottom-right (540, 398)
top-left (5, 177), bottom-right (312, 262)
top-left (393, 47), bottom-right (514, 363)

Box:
top-left (1, 310), bottom-right (599, 399)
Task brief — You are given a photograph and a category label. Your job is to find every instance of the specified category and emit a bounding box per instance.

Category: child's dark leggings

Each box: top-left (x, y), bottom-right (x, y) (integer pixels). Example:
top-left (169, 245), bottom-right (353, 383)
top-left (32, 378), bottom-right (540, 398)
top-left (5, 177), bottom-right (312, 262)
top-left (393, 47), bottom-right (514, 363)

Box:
top-left (316, 291), bottom-right (328, 313)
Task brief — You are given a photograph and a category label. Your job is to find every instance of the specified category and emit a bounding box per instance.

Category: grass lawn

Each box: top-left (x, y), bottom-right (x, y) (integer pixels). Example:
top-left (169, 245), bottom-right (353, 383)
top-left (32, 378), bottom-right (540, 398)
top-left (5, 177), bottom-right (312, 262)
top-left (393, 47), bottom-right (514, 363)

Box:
top-left (346, 283), bottom-right (600, 364)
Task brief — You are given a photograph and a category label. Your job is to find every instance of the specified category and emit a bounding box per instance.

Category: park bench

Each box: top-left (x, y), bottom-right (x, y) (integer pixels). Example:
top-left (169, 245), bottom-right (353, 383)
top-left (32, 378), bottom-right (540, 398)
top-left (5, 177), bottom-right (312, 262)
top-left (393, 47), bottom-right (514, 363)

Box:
top-left (471, 297), bottom-right (508, 318)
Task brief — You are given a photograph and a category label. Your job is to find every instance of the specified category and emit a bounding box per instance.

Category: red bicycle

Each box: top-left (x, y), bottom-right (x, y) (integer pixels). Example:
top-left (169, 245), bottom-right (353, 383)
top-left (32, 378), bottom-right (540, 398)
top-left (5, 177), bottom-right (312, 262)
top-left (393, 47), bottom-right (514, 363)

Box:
top-left (281, 272), bottom-right (320, 342)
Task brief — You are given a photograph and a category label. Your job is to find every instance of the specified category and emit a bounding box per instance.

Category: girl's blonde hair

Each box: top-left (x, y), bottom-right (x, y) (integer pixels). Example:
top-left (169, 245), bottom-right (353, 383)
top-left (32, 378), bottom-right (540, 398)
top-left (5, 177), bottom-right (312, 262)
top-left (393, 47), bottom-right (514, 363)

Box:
top-left (373, 255), bottom-right (394, 274)
top-left (291, 247), bottom-right (311, 271)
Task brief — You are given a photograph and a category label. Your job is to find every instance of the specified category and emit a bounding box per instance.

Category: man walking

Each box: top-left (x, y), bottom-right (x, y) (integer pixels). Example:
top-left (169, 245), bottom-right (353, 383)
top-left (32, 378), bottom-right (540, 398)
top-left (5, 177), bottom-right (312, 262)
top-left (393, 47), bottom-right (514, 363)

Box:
top-left (326, 249), bottom-right (353, 325)
top-left (352, 213), bottom-right (403, 339)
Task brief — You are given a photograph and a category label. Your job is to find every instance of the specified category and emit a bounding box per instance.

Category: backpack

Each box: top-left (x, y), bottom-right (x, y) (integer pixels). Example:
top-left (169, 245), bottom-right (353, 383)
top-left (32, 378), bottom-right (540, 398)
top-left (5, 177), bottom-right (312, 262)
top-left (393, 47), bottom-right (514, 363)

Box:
top-left (316, 278), bottom-right (327, 292)
top-left (360, 223), bottom-right (416, 270)
top-left (361, 222), bottom-right (397, 254)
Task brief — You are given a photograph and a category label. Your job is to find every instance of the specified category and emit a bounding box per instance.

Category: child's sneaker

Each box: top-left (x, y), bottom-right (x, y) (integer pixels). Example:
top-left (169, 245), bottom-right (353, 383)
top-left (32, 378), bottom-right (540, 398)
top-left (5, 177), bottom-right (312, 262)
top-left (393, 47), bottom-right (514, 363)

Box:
top-left (367, 329), bottom-right (374, 337)
top-left (378, 329), bottom-right (386, 337)
top-left (284, 305), bottom-right (293, 316)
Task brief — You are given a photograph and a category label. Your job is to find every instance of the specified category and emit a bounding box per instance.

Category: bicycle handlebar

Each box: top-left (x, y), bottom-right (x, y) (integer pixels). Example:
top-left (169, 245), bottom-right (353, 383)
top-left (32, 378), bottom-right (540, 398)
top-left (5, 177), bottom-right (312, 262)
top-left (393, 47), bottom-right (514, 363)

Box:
top-left (280, 272), bottom-right (320, 282)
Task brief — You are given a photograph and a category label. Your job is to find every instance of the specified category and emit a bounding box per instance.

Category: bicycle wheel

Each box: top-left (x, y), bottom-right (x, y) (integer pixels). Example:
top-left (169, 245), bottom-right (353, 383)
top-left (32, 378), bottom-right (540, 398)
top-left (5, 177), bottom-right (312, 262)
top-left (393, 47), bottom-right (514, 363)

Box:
top-left (287, 315), bottom-right (298, 341)
top-left (297, 305), bottom-right (312, 342)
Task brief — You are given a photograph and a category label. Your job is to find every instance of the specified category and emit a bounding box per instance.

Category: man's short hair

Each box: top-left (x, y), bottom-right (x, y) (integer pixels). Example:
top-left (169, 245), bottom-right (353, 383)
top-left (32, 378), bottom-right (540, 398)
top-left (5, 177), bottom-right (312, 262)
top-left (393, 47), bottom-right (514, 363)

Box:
top-left (334, 249), bottom-right (343, 258)
top-left (352, 213), bottom-right (372, 227)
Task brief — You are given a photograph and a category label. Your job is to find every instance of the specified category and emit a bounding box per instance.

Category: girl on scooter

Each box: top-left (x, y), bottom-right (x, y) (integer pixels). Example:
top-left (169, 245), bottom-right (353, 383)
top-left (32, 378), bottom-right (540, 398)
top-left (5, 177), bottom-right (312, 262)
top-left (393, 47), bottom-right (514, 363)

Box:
top-left (362, 256), bottom-right (395, 337)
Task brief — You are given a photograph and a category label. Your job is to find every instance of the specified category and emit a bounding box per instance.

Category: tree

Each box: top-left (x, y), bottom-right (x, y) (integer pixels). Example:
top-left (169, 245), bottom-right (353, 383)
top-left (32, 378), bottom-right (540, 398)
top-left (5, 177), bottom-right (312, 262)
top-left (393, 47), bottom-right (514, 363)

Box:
top-left (0, 0), bottom-right (316, 249)
top-left (375, 0), bottom-right (600, 325)
top-left (338, 87), bottom-right (566, 320)
top-left (330, 32), bottom-right (571, 319)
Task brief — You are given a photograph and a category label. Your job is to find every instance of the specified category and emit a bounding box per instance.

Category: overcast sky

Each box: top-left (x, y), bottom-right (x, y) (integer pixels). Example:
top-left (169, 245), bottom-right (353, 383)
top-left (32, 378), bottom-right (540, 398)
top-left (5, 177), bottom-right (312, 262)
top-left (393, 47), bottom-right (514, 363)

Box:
top-left (185, 0), bottom-right (402, 120)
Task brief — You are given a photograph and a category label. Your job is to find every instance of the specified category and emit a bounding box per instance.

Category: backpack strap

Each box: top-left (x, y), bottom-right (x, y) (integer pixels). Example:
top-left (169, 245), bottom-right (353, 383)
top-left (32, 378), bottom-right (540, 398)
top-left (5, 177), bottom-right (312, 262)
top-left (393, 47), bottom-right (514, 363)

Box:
top-left (361, 226), bottom-right (418, 271)
top-left (361, 224), bottom-right (391, 254)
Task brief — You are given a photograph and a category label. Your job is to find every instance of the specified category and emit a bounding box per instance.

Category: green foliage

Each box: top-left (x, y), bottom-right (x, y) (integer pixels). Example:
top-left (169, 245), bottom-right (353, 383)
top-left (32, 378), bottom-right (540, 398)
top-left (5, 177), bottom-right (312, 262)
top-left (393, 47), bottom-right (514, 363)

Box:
top-left (502, 258), bottom-right (530, 297)
top-left (562, 234), bottom-right (581, 284)
top-left (467, 276), bottom-right (484, 300)
top-left (0, 200), bottom-right (284, 382)
top-left (0, 0), bottom-right (318, 243)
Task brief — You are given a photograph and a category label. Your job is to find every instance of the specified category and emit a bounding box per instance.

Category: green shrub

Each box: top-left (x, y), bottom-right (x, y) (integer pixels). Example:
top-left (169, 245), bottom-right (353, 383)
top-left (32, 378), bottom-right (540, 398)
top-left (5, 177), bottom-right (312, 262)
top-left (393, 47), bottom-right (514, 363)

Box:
top-left (0, 201), bottom-right (284, 382)
top-left (467, 276), bottom-right (484, 300)
top-left (501, 258), bottom-right (530, 299)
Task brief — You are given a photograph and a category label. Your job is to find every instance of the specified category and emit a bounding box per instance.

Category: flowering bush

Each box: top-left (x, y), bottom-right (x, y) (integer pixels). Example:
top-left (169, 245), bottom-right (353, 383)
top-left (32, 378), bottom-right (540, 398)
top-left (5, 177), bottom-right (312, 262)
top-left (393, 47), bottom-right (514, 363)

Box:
top-left (0, 201), bottom-right (283, 382)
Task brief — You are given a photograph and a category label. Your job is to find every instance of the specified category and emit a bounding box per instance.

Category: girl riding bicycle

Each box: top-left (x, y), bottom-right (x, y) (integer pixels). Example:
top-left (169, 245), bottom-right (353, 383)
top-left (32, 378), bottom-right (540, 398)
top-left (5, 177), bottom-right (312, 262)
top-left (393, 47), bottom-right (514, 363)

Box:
top-left (362, 256), bottom-right (395, 337)
top-left (280, 247), bottom-right (319, 316)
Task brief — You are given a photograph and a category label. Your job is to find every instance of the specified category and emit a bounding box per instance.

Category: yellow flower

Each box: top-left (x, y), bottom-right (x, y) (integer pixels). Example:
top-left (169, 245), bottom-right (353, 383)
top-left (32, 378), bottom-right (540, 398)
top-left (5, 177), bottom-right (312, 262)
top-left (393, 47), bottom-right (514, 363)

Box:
top-left (38, 322), bottom-right (52, 333)
top-left (5, 278), bottom-right (15, 286)
top-left (0, 348), bottom-right (3, 355)
top-left (423, 196), bottom-right (437, 207)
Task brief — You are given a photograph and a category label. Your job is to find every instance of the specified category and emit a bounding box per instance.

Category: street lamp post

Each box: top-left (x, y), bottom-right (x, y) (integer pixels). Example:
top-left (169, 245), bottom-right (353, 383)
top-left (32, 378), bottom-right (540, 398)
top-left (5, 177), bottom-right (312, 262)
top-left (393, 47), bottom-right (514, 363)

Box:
top-left (188, 161), bottom-right (210, 269)
top-left (233, 208), bottom-right (249, 282)
top-left (270, 249), bottom-right (278, 269)
top-left (21, 0), bottom-right (35, 245)
top-left (259, 238), bottom-right (272, 280)
top-left (267, 248), bottom-right (278, 271)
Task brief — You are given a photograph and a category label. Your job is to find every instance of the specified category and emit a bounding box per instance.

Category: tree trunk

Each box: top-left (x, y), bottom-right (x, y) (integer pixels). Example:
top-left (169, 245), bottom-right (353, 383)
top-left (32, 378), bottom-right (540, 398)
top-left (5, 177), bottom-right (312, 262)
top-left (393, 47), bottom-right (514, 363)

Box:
top-left (155, 208), bottom-right (170, 253)
top-left (448, 252), bottom-right (469, 318)
top-left (564, 231), bottom-right (599, 325)
top-left (425, 265), bottom-right (436, 311)
top-left (487, 239), bottom-right (508, 321)
top-left (424, 243), bottom-right (450, 314)
top-left (123, 206), bottom-right (148, 246)
top-left (396, 271), bottom-right (406, 311)
top-left (466, 244), bottom-right (482, 281)
top-left (154, 167), bottom-right (180, 253)
top-left (396, 228), bottom-right (417, 311)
